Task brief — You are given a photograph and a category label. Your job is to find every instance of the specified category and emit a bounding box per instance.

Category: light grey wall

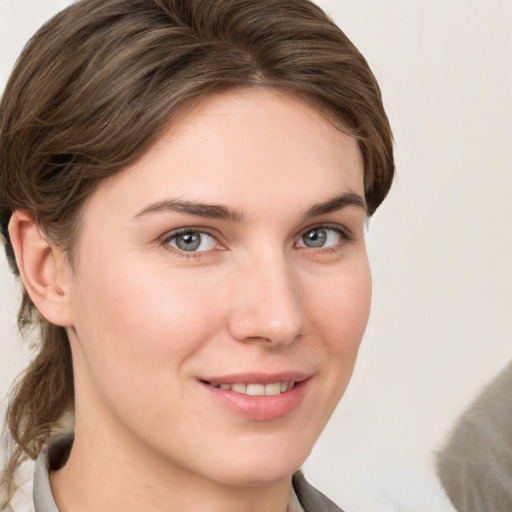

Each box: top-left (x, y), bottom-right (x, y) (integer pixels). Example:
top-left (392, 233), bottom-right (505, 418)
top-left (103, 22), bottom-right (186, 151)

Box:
top-left (1, 1), bottom-right (511, 510)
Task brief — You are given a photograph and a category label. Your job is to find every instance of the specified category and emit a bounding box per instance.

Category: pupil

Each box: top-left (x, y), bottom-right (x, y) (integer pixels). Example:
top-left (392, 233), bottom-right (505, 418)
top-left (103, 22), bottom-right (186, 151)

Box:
top-left (177, 232), bottom-right (201, 251)
top-left (304, 228), bottom-right (326, 248)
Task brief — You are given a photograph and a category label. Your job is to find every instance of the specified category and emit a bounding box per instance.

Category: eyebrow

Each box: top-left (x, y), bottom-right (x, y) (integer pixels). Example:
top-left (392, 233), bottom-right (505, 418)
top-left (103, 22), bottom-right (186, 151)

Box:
top-left (132, 192), bottom-right (366, 223)
top-left (305, 192), bottom-right (366, 217)
top-left (133, 199), bottom-right (245, 222)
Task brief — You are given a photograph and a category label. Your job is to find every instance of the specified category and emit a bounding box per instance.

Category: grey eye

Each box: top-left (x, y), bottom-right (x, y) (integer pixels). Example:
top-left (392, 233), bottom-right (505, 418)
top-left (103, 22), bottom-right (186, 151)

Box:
top-left (168, 231), bottom-right (217, 252)
top-left (298, 227), bottom-right (342, 248)
top-left (302, 228), bottom-right (327, 248)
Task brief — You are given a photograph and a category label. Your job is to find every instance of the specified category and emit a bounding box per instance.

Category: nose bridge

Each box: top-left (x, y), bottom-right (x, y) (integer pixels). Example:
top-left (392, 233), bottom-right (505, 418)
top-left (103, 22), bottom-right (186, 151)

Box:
top-left (229, 247), bottom-right (305, 346)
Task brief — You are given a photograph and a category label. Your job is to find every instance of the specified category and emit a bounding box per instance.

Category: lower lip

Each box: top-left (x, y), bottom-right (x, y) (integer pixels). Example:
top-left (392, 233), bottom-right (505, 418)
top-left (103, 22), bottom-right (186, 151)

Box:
top-left (200, 380), bottom-right (309, 421)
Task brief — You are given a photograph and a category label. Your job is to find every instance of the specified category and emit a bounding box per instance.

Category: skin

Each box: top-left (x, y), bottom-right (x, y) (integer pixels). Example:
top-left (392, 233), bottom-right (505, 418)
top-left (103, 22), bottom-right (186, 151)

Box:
top-left (13, 88), bottom-right (371, 512)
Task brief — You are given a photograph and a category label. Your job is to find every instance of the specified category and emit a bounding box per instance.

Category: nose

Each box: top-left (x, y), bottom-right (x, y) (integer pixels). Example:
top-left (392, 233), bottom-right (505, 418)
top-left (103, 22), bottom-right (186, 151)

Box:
top-left (227, 251), bottom-right (306, 347)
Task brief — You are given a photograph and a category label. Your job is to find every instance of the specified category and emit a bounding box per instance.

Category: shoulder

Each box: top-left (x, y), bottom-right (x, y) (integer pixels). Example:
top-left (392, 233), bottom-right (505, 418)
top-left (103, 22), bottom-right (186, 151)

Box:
top-left (293, 471), bottom-right (345, 512)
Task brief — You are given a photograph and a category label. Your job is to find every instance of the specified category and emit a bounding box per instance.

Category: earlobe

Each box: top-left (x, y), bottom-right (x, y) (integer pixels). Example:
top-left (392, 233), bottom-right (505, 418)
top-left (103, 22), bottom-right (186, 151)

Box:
top-left (8, 210), bottom-right (74, 327)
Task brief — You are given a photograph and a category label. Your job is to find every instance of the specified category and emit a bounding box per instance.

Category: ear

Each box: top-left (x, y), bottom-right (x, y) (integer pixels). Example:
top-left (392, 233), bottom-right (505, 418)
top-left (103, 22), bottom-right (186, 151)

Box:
top-left (8, 210), bottom-right (74, 327)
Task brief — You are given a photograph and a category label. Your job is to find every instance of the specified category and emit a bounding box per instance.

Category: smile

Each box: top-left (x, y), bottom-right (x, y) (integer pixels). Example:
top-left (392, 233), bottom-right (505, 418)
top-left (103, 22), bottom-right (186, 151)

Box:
top-left (199, 374), bottom-right (310, 421)
top-left (206, 381), bottom-right (296, 395)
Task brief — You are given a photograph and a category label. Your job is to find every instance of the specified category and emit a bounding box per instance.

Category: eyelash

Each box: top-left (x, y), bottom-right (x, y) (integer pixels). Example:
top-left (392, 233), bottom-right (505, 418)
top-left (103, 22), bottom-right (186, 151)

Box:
top-left (161, 224), bottom-right (353, 258)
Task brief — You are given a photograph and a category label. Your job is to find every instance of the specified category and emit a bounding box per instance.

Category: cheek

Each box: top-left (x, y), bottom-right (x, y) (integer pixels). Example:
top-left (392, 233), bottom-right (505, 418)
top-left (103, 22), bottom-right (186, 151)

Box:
top-left (69, 252), bottom-right (224, 398)
top-left (309, 259), bottom-right (372, 347)
top-left (306, 258), bottom-right (371, 397)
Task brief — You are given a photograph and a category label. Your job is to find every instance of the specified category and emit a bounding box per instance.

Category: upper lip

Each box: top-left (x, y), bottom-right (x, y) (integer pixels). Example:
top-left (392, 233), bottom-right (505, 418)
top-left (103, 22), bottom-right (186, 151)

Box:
top-left (199, 371), bottom-right (311, 386)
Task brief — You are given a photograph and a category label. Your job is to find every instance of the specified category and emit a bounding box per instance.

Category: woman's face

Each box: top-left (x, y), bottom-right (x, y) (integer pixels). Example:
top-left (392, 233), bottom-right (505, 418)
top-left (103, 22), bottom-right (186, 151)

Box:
top-left (65, 88), bottom-right (370, 486)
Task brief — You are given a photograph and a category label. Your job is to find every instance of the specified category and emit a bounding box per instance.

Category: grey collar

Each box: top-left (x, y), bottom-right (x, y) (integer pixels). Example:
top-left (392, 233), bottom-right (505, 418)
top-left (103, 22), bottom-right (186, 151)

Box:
top-left (33, 445), bottom-right (59, 512)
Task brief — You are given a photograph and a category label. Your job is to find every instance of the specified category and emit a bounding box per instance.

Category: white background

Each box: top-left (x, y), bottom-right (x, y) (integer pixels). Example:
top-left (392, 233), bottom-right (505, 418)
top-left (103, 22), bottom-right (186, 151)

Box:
top-left (1, 1), bottom-right (511, 510)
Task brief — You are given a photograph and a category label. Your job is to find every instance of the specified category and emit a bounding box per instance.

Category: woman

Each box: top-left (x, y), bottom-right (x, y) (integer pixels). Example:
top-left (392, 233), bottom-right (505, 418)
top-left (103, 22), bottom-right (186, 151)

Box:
top-left (0, 0), bottom-right (394, 510)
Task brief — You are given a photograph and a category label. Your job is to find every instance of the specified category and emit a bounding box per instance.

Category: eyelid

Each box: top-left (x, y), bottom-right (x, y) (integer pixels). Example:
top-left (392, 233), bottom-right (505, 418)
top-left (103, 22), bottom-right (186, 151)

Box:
top-left (162, 226), bottom-right (216, 238)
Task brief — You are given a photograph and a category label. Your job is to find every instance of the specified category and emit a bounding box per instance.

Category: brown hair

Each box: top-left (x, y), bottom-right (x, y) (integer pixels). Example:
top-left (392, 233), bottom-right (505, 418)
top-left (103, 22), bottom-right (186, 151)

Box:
top-left (0, 0), bottom-right (394, 496)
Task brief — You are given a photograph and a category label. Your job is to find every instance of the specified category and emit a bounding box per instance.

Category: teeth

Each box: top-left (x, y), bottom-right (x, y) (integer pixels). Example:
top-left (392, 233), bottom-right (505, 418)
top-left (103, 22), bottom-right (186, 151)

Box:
top-left (231, 383), bottom-right (247, 394)
top-left (209, 381), bottom-right (295, 396)
top-left (246, 383), bottom-right (265, 395)
top-left (264, 382), bottom-right (282, 396)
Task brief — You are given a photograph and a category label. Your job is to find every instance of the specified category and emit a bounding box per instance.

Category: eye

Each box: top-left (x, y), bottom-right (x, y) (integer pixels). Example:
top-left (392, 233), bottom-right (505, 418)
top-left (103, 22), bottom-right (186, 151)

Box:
top-left (297, 227), bottom-right (344, 249)
top-left (165, 230), bottom-right (218, 253)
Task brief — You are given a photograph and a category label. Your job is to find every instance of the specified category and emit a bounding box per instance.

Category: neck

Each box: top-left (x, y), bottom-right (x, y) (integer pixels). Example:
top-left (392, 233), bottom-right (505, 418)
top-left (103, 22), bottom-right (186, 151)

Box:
top-left (49, 426), bottom-right (292, 512)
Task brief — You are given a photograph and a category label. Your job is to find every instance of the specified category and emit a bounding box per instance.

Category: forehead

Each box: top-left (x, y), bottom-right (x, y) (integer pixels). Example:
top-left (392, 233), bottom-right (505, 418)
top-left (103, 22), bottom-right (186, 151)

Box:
top-left (84, 88), bottom-right (364, 220)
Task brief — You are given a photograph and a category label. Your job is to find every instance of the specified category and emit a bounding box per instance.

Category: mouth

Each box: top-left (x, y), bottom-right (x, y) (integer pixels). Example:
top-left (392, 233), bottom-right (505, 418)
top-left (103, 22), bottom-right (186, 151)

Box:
top-left (198, 373), bottom-right (310, 421)
top-left (202, 381), bottom-right (296, 396)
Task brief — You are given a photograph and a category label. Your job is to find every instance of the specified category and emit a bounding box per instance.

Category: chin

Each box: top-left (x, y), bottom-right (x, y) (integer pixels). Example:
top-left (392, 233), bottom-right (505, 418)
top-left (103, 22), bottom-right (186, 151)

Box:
top-left (206, 439), bottom-right (312, 487)
top-left (215, 464), bottom-right (300, 488)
